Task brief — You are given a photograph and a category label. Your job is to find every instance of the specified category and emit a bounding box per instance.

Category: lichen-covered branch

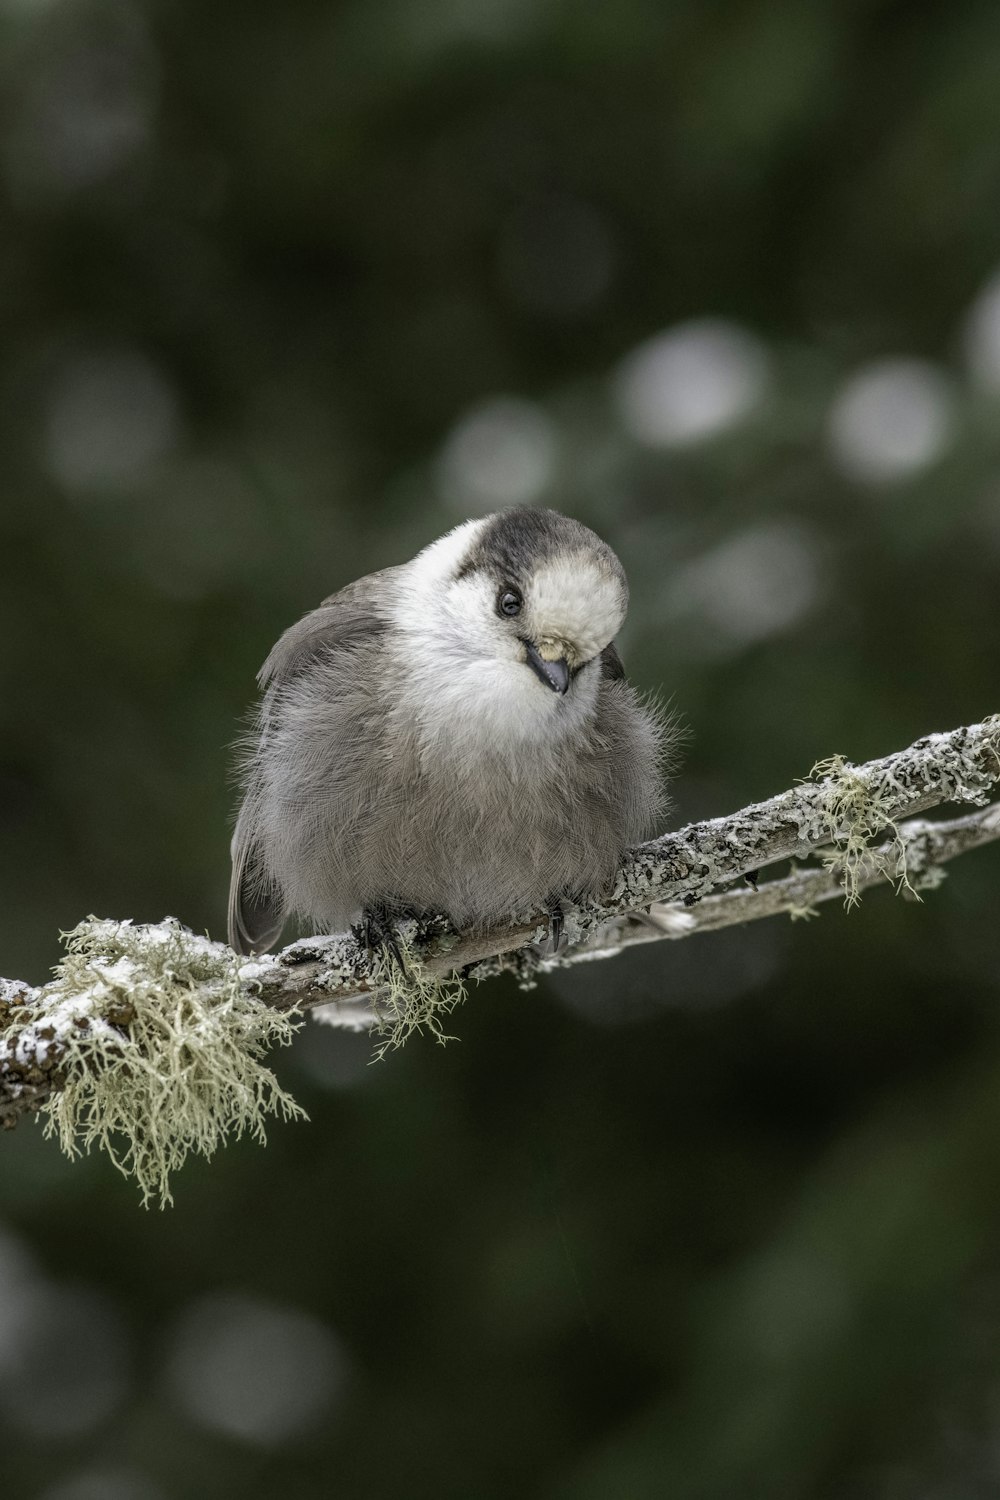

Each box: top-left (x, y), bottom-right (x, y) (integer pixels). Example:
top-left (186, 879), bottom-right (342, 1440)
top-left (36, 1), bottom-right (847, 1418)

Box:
top-left (539, 802), bottom-right (1000, 967)
top-left (0, 926), bottom-right (303, 1205)
top-left (2, 716), bottom-right (999, 1200)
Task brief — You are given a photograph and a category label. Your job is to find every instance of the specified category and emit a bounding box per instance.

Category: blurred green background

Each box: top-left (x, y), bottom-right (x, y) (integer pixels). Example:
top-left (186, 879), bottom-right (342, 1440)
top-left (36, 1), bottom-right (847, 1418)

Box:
top-left (4, 1), bottom-right (1000, 1497)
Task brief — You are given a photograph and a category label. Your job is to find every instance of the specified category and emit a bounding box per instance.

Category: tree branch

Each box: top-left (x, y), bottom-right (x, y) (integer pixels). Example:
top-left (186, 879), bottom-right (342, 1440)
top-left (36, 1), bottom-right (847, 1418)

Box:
top-left (3, 717), bottom-right (999, 1137)
top-left (545, 802), bottom-right (1000, 964)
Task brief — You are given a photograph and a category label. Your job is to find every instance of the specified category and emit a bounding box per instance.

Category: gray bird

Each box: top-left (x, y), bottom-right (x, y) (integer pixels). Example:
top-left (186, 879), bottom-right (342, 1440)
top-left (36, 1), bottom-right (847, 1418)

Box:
top-left (228, 507), bottom-right (667, 956)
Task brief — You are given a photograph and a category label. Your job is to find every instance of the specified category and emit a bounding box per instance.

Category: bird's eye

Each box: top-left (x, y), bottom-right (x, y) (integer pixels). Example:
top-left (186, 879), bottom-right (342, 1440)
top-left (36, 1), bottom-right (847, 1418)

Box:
top-left (497, 587), bottom-right (522, 618)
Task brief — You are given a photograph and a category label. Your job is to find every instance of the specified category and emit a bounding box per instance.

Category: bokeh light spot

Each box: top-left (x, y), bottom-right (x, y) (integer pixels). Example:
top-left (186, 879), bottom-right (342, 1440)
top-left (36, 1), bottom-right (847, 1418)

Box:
top-left (614, 318), bottom-right (771, 447)
top-left (38, 1471), bottom-right (165, 1500)
top-left (438, 396), bottom-right (557, 510)
top-left (2, 12), bottom-right (155, 198)
top-left (42, 346), bottom-right (181, 493)
top-left (826, 358), bottom-right (955, 485)
top-left (962, 268), bottom-right (1000, 394)
top-left (667, 521), bottom-right (822, 654)
top-left (164, 1293), bottom-right (348, 1446)
top-left (0, 1283), bottom-right (129, 1438)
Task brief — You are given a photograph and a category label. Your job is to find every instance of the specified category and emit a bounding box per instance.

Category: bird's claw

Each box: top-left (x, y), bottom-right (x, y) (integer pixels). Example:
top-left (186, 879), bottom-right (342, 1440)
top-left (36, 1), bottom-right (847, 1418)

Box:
top-left (355, 905), bottom-right (408, 977)
top-left (546, 897), bottom-right (568, 955)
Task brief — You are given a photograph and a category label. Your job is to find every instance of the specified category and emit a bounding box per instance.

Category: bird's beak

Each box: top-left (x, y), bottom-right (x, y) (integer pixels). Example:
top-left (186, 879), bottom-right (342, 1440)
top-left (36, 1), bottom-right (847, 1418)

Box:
top-left (524, 640), bottom-right (571, 695)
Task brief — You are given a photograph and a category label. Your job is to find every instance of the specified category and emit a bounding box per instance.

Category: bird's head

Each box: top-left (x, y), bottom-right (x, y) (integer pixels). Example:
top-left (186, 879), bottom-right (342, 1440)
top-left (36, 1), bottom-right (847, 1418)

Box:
top-left (397, 509), bottom-right (628, 725)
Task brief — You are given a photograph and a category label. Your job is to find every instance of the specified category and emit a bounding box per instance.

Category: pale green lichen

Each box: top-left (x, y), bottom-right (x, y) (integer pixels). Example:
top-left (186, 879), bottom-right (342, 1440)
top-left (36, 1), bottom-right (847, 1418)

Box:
top-left (367, 928), bottom-right (468, 1060)
top-left (808, 754), bottom-right (914, 908)
top-left (26, 918), bottom-right (305, 1208)
top-left (910, 863), bottom-right (948, 894)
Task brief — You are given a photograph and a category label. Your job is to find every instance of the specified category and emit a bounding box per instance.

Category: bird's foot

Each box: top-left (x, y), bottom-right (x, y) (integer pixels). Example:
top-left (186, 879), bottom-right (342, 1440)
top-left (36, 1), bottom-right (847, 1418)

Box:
top-left (354, 903), bottom-right (414, 978)
top-left (545, 895), bottom-right (574, 956)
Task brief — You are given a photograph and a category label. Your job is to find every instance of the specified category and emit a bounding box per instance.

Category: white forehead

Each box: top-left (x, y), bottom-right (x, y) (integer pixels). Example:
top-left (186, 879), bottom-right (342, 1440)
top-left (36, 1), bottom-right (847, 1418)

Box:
top-left (528, 552), bottom-right (625, 658)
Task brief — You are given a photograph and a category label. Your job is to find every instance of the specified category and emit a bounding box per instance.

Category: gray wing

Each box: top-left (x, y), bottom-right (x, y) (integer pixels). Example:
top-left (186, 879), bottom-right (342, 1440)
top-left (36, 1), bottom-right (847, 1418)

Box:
top-left (258, 568), bottom-right (400, 688)
top-left (600, 641), bottom-right (626, 680)
top-left (227, 568), bottom-right (398, 955)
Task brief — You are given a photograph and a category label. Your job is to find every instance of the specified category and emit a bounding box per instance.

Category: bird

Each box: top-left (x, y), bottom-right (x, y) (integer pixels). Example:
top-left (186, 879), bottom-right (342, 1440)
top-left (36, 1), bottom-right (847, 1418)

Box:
top-left (228, 507), bottom-right (667, 957)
